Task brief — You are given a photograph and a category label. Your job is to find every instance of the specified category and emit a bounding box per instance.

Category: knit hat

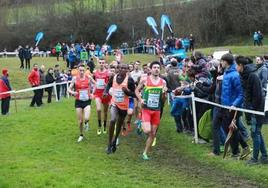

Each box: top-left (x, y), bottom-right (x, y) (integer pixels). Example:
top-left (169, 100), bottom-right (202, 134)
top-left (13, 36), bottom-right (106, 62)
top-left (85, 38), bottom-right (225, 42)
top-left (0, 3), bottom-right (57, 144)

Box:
top-left (2, 69), bottom-right (8, 76)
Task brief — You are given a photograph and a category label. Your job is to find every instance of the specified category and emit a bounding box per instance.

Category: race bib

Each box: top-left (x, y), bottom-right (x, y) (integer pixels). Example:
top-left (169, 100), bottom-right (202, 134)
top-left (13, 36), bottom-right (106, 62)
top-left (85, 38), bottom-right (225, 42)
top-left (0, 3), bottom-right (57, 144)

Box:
top-left (147, 93), bottom-right (160, 108)
top-left (114, 89), bottom-right (124, 103)
top-left (96, 79), bottom-right (105, 89)
top-left (79, 89), bottom-right (89, 101)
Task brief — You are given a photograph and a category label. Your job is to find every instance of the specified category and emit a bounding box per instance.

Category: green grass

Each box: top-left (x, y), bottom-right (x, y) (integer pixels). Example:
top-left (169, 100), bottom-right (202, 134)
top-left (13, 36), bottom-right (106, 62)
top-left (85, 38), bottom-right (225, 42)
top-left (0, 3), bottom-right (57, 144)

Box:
top-left (196, 45), bottom-right (268, 57)
top-left (1, 53), bottom-right (268, 187)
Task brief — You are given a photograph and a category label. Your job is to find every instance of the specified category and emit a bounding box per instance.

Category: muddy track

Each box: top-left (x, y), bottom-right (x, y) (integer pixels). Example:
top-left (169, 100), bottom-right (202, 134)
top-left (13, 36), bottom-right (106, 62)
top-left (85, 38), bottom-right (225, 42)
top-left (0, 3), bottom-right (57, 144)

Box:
top-left (151, 140), bottom-right (263, 188)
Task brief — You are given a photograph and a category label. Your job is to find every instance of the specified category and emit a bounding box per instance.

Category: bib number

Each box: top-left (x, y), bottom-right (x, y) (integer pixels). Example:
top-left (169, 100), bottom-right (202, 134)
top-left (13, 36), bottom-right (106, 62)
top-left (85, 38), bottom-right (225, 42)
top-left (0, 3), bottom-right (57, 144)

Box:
top-left (114, 89), bottom-right (124, 103)
top-left (79, 89), bottom-right (89, 101)
top-left (147, 93), bottom-right (160, 108)
top-left (96, 79), bottom-right (105, 89)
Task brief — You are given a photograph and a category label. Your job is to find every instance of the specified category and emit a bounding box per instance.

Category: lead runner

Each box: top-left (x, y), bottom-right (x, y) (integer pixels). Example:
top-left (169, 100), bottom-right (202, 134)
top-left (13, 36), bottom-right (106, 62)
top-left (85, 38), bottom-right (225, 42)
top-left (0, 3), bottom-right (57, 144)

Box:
top-left (135, 61), bottom-right (167, 160)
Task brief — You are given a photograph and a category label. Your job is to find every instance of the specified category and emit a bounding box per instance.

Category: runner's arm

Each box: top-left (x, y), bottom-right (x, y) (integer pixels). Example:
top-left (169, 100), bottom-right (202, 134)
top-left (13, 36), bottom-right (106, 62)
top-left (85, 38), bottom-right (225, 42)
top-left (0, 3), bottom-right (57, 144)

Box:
top-left (122, 77), bottom-right (136, 97)
top-left (88, 75), bottom-right (96, 85)
top-left (68, 77), bottom-right (77, 96)
top-left (135, 78), bottom-right (145, 104)
top-left (103, 75), bottom-right (114, 96)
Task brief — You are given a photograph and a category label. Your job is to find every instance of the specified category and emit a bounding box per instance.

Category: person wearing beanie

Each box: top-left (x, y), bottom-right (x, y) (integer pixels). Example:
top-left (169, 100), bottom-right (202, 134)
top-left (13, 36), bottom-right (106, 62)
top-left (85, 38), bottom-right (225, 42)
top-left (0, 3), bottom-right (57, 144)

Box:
top-left (0, 69), bottom-right (12, 115)
top-left (28, 64), bottom-right (41, 107)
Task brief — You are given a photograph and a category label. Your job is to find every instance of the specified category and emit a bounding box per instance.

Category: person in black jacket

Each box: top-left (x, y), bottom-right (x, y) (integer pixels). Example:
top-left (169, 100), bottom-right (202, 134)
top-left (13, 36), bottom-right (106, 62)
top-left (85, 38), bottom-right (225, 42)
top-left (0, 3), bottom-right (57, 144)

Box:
top-left (45, 68), bottom-right (55, 103)
top-left (24, 45), bottom-right (32, 70)
top-left (236, 56), bottom-right (268, 165)
top-left (18, 46), bottom-right (25, 69)
top-left (54, 64), bottom-right (62, 100)
top-left (188, 68), bottom-right (212, 125)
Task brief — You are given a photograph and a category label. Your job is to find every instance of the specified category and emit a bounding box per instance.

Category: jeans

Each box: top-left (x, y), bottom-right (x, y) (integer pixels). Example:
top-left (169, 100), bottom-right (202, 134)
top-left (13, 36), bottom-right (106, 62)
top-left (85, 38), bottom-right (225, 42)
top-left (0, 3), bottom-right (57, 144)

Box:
top-left (1, 97), bottom-right (10, 115)
top-left (30, 88), bottom-right (42, 107)
top-left (251, 115), bottom-right (268, 160)
top-left (237, 116), bottom-right (249, 142)
top-left (212, 108), bottom-right (239, 155)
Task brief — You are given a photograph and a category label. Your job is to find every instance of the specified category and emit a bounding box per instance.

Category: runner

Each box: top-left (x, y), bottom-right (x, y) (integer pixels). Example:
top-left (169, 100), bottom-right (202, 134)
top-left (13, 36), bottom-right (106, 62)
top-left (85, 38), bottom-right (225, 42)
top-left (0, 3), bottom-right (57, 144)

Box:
top-left (104, 64), bottom-right (136, 154)
top-left (68, 64), bottom-right (95, 142)
top-left (135, 61), bottom-right (167, 160)
top-left (93, 58), bottom-right (111, 135)
top-left (127, 61), bottom-right (144, 131)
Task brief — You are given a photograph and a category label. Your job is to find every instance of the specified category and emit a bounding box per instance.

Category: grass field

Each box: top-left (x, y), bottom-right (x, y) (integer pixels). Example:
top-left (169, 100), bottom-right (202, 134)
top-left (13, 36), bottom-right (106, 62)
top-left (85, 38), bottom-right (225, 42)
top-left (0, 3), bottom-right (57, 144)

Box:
top-left (1, 53), bottom-right (268, 187)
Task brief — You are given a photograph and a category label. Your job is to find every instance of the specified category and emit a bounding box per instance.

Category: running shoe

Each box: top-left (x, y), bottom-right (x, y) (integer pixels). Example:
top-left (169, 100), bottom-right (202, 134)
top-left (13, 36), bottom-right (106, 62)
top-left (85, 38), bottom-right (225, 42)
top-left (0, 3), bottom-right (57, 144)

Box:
top-left (134, 119), bottom-right (139, 125)
top-left (116, 138), bottom-right (120, 146)
top-left (127, 122), bottom-right (132, 132)
top-left (136, 120), bottom-right (143, 135)
top-left (111, 141), bottom-right (117, 153)
top-left (77, 135), bottom-right (84, 143)
top-left (106, 146), bottom-right (112, 154)
top-left (84, 123), bottom-right (89, 131)
top-left (97, 128), bottom-right (102, 135)
top-left (246, 158), bottom-right (259, 165)
top-left (152, 137), bottom-right (157, 147)
top-left (142, 152), bottom-right (149, 160)
top-left (103, 127), bottom-right (107, 134)
top-left (121, 128), bottom-right (128, 136)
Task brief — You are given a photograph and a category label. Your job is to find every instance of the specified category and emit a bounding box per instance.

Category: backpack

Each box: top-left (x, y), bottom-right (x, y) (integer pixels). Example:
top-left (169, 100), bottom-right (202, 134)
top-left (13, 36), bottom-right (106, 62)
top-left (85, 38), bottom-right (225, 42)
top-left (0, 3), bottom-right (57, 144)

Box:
top-left (198, 109), bottom-right (212, 141)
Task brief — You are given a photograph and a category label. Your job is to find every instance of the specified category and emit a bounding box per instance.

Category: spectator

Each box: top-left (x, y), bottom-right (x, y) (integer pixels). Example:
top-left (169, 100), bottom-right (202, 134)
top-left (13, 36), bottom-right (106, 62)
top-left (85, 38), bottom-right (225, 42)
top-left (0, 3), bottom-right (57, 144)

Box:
top-left (68, 49), bottom-right (77, 69)
top-left (54, 64), bottom-right (62, 100)
top-left (258, 31), bottom-right (264, 46)
top-left (220, 53), bottom-right (243, 157)
top-left (45, 68), bottom-right (55, 103)
top-left (236, 56), bottom-right (268, 165)
top-left (0, 69), bottom-right (11, 115)
top-left (61, 43), bottom-right (68, 61)
top-left (183, 37), bottom-right (190, 52)
top-left (24, 45), bottom-right (32, 70)
top-left (39, 65), bottom-right (46, 105)
top-left (61, 70), bottom-right (68, 98)
top-left (166, 58), bottom-right (183, 132)
top-left (18, 46), bottom-right (25, 69)
top-left (255, 56), bottom-right (268, 97)
top-left (253, 32), bottom-right (259, 46)
top-left (28, 64), bottom-right (41, 107)
top-left (189, 34), bottom-right (195, 51)
top-left (55, 43), bottom-right (62, 61)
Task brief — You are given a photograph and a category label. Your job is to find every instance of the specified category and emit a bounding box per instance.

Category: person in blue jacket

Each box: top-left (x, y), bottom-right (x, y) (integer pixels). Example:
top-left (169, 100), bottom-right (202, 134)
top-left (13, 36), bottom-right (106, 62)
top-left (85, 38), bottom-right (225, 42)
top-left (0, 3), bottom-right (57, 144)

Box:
top-left (182, 37), bottom-right (190, 52)
top-left (253, 32), bottom-right (259, 46)
top-left (220, 53), bottom-right (244, 157)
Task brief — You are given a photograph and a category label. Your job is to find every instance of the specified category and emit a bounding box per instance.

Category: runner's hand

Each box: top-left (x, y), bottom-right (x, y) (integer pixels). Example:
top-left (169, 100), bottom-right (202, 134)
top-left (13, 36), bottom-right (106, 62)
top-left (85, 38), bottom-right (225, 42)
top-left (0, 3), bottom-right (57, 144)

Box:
top-left (122, 87), bottom-right (129, 93)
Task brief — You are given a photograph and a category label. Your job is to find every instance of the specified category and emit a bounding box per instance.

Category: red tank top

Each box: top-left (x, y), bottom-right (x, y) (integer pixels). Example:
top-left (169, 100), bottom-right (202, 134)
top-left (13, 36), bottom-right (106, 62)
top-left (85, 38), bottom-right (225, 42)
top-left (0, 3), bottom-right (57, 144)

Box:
top-left (75, 75), bottom-right (90, 101)
top-left (94, 69), bottom-right (109, 94)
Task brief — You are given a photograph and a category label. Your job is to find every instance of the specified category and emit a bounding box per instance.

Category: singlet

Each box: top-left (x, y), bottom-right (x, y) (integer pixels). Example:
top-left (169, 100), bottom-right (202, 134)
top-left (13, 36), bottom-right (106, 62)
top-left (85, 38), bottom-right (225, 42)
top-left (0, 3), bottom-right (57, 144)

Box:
top-left (94, 70), bottom-right (109, 94)
top-left (75, 75), bottom-right (91, 101)
top-left (142, 76), bottom-right (164, 111)
top-left (111, 75), bottom-right (129, 110)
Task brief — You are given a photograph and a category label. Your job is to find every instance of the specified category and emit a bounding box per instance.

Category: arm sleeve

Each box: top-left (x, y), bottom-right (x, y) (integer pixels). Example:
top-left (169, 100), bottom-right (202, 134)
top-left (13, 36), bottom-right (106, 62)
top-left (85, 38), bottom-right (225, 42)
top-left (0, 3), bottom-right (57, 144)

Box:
top-left (232, 76), bottom-right (244, 107)
top-left (248, 74), bottom-right (263, 110)
top-left (5, 79), bottom-right (11, 90)
top-left (261, 67), bottom-right (268, 90)
top-left (104, 75), bottom-right (114, 94)
top-left (125, 77), bottom-right (136, 97)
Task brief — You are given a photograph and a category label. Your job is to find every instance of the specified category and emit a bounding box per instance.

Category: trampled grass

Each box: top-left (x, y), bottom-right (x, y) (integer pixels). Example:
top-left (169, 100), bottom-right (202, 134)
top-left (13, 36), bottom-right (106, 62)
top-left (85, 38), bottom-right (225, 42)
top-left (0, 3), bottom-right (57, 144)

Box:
top-left (1, 53), bottom-right (268, 187)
